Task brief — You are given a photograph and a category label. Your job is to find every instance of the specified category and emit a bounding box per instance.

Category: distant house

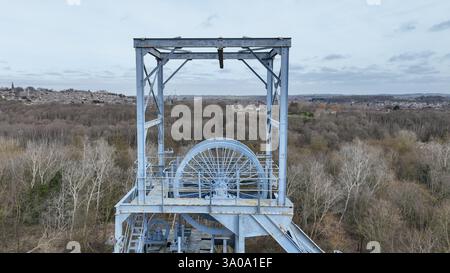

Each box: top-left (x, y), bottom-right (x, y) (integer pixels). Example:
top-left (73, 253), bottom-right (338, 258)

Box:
top-left (310, 97), bottom-right (327, 103)
top-left (12, 82), bottom-right (20, 98)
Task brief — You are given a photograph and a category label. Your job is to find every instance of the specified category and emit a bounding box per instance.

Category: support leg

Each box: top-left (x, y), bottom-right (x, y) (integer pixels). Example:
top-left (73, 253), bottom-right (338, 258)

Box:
top-left (223, 239), bottom-right (228, 253)
top-left (266, 59), bottom-right (273, 197)
top-left (234, 215), bottom-right (245, 253)
top-left (157, 59), bottom-right (165, 172)
top-left (136, 48), bottom-right (146, 204)
top-left (278, 48), bottom-right (289, 206)
top-left (210, 235), bottom-right (215, 253)
top-left (114, 213), bottom-right (130, 253)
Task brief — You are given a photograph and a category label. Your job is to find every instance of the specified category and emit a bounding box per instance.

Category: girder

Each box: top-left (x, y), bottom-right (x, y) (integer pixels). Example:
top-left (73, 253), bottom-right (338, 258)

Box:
top-left (134, 37), bottom-right (291, 48)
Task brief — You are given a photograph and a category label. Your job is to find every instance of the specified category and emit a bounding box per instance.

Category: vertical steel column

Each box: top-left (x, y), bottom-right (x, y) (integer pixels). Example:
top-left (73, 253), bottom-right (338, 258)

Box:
top-left (278, 47), bottom-right (289, 206)
top-left (114, 213), bottom-right (129, 253)
top-left (136, 48), bottom-right (146, 204)
top-left (266, 58), bottom-right (273, 187)
top-left (223, 239), bottom-right (228, 253)
top-left (234, 215), bottom-right (245, 253)
top-left (157, 59), bottom-right (165, 171)
top-left (210, 236), bottom-right (215, 253)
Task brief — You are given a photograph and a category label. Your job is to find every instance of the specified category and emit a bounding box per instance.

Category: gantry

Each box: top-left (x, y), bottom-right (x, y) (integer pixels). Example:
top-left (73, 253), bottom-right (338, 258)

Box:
top-left (114, 37), bottom-right (322, 253)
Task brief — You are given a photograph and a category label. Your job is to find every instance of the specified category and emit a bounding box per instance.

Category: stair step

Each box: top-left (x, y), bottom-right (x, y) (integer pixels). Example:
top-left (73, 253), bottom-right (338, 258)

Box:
top-left (123, 214), bottom-right (149, 253)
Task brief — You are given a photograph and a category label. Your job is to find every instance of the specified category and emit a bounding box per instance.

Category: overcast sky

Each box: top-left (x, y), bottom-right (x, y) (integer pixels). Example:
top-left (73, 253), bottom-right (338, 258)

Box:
top-left (0, 0), bottom-right (450, 95)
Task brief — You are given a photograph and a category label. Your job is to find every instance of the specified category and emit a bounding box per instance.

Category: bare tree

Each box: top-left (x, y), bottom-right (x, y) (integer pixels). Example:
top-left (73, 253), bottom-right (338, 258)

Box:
top-left (337, 139), bottom-right (390, 223)
top-left (42, 183), bottom-right (70, 234)
top-left (288, 158), bottom-right (341, 238)
top-left (83, 139), bottom-right (115, 235)
top-left (5, 152), bottom-right (27, 251)
top-left (25, 141), bottom-right (63, 188)
top-left (356, 199), bottom-right (403, 252)
top-left (421, 141), bottom-right (450, 198)
top-left (62, 141), bottom-right (94, 238)
top-left (432, 200), bottom-right (450, 252)
top-left (399, 227), bottom-right (437, 253)
top-left (386, 181), bottom-right (434, 230)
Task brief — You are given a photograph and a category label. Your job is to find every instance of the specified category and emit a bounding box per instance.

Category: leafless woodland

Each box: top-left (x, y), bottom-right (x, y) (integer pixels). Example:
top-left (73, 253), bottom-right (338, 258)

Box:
top-left (0, 99), bottom-right (449, 253)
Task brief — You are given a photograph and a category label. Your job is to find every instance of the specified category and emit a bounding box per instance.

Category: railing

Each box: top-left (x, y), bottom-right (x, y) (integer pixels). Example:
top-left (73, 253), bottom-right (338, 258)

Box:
top-left (121, 155), bottom-right (282, 212)
top-left (153, 155), bottom-right (278, 209)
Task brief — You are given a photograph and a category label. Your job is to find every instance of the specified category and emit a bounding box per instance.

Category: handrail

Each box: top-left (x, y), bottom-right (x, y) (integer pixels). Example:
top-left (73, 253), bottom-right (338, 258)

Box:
top-left (115, 185), bottom-right (137, 206)
top-left (122, 153), bottom-right (281, 212)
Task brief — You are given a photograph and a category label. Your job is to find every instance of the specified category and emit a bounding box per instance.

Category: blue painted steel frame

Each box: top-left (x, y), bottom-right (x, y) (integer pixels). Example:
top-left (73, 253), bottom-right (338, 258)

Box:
top-left (115, 37), bottom-right (295, 253)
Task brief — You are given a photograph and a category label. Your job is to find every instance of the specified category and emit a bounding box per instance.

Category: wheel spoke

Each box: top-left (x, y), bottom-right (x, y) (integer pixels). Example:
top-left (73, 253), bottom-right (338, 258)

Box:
top-left (173, 140), bottom-right (267, 199)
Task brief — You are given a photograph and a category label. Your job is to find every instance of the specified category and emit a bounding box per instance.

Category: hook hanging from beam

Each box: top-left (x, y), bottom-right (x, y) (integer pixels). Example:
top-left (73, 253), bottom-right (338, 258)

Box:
top-left (218, 48), bottom-right (224, 69)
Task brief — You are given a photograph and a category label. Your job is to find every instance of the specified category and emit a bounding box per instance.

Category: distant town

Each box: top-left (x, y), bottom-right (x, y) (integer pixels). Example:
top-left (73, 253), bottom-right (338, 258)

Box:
top-left (1, 84), bottom-right (450, 112)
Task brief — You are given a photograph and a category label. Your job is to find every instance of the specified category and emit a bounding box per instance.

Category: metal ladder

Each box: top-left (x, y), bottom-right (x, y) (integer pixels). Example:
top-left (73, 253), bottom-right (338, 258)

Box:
top-left (251, 215), bottom-right (323, 253)
top-left (126, 214), bottom-right (146, 253)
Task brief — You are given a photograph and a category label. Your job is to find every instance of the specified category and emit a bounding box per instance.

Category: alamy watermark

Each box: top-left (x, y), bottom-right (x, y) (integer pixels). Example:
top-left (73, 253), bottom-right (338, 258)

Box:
top-left (170, 97), bottom-right (280, 152)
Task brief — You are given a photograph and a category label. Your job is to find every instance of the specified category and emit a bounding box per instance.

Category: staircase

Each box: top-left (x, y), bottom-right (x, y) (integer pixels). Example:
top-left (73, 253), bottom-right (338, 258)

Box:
top-left (251, 215), bottom-right (323, 253)
top-left (126, 214), bottom-right (146, 253)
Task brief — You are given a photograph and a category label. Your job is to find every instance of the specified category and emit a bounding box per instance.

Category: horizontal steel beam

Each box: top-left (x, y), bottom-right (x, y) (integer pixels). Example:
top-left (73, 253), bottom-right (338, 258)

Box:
top-left (159, 52), bottom-right (271, 60)
top-left (116, 203), bottom-right (293, 215)
top-left (134, 38), bottom-right (291, 48)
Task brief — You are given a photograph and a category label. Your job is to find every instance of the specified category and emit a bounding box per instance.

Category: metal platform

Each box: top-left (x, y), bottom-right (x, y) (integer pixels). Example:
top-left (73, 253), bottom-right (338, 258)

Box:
top-left (116, 187), bottom-right (294, 216)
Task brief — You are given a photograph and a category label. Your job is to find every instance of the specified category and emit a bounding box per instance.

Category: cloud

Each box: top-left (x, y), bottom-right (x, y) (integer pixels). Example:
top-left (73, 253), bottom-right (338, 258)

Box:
top-left (429, 20), bottom-right (450, 32)
top-left (320, 67), bottom-right (340, 73)
top-left (396, 22), bottom-right (417, 33)
top-left (294, 65), bottom-right (399, 84)
top-left (322, 54), bottom-right (349, 61)
top-left (66, 0), bottom-right (81, 6)
top-left (403, 63), bottom-right (438, 75)
top-left (200, 14), bottom-right (219, 28)
top-left (61, 70), bottom-right (91, 78)
top-left (388, 51), bottom-right (435, 62)
top-left (43, 72), bottom-right (63, 76)
top-left (24, 73), bottom-right (40, 77)
top-left (63, 69), bottom-right (81, 74)
top-left (96, 70), bottom-right (116, 79)
top-left (290, 63), bottom-right (449, 94)
top-left (291, 63), bottom-right (305, 71)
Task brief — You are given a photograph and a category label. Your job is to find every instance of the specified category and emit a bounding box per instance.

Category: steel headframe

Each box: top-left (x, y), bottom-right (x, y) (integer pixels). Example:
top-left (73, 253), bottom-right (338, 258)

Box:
top-left (134, 37), bottom-right (291, 206)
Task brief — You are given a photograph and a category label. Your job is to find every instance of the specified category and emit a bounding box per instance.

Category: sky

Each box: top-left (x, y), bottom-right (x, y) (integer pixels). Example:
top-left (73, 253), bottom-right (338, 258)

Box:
top-left (0, 0), bottom-right (449, 95)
